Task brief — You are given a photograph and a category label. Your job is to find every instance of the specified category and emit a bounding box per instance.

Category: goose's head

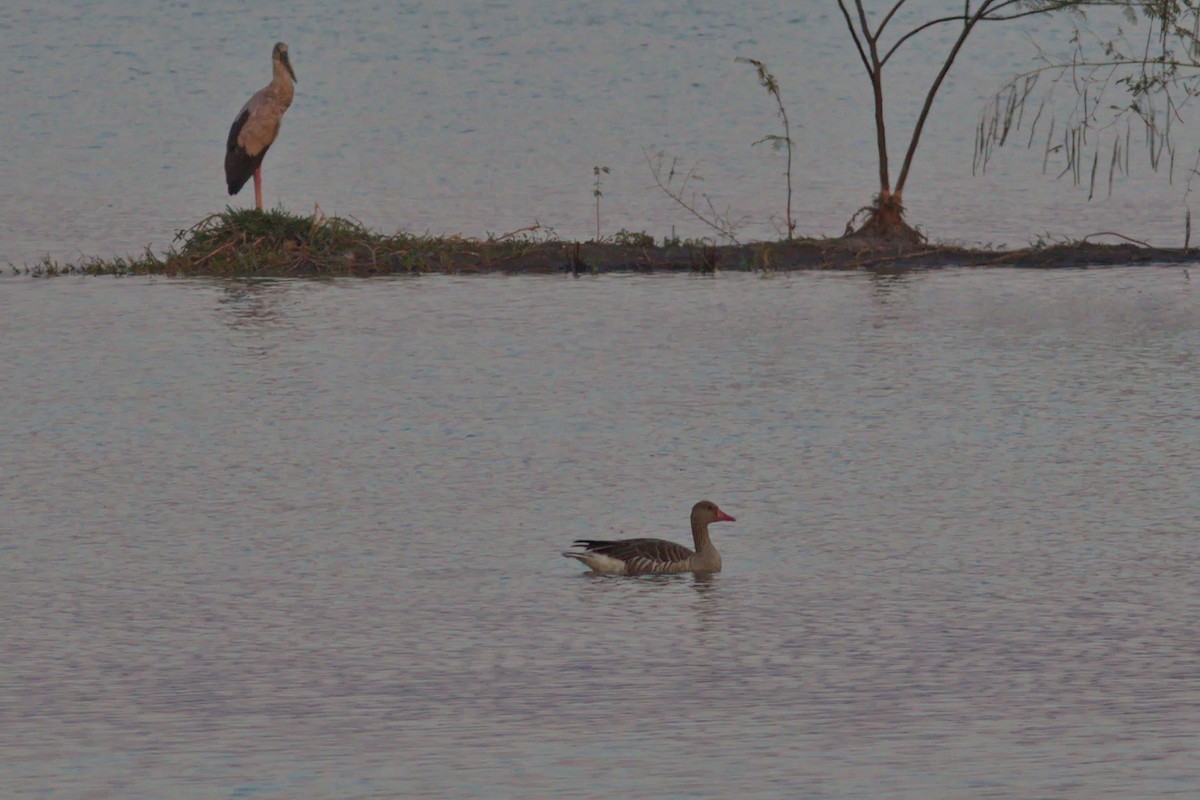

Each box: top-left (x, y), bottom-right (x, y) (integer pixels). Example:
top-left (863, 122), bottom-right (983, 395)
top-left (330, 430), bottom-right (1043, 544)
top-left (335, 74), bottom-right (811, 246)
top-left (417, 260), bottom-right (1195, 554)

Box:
top-left (692, 500), bottom-right (736, 526)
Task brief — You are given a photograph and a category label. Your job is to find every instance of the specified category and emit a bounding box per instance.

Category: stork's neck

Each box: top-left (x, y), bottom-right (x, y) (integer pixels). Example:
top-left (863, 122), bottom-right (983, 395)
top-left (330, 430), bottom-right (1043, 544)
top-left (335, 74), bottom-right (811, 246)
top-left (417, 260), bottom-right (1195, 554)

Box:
top-left (271, 61), bottom-right (295, 105)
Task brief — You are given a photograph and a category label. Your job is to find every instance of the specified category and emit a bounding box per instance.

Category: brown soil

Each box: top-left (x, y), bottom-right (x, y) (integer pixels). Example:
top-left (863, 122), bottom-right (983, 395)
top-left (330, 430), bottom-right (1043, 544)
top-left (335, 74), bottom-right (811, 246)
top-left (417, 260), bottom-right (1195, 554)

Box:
top-left (18, 209), bottom-right (1199, 277)
top-left (444, 238), bottom-right (1200, 276)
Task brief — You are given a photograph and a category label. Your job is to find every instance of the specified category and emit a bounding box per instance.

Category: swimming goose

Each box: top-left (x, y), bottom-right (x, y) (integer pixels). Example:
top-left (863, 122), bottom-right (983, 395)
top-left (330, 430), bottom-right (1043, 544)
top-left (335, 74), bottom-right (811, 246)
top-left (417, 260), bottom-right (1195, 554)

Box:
top-left (563, 500), bottom-right (735, 575)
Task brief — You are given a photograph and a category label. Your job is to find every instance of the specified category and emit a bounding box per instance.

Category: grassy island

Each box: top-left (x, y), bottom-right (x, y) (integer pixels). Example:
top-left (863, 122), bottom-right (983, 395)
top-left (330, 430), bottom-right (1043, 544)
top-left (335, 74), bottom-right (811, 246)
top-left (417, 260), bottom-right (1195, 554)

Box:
top-left (12, 208), bottom-right (1198, 278)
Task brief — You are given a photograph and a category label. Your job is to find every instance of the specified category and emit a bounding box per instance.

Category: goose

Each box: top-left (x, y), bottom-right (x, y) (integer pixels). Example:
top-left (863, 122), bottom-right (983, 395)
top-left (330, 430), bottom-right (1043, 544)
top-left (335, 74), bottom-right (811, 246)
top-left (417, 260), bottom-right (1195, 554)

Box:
top-left (563, 500), bottom-right (735, 575)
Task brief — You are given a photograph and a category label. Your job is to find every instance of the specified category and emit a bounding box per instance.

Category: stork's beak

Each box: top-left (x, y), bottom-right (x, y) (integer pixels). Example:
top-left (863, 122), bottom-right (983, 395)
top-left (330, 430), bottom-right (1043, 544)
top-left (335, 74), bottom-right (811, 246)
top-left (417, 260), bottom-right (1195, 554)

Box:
top-left (283, 53), bottom-right (297, 83)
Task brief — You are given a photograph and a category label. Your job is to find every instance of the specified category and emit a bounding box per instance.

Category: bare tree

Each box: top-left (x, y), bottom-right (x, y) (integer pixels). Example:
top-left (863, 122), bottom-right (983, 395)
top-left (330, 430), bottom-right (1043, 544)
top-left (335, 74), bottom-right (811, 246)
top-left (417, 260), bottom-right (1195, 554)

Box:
top-left (836, 0), bottom-right (1086, 242)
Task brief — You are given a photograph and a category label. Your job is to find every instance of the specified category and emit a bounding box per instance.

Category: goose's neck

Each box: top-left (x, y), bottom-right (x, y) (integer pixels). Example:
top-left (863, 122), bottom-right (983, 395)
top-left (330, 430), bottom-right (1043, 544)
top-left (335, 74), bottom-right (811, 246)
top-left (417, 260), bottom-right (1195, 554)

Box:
top-left (692, 519), bottom-right (715, 554)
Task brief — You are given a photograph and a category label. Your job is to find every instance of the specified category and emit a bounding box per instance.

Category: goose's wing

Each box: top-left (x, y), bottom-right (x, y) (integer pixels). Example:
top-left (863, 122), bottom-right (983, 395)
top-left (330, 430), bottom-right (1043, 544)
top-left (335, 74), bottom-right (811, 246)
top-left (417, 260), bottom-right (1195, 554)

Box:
top-left (570, 537), bottom-right (694, 566)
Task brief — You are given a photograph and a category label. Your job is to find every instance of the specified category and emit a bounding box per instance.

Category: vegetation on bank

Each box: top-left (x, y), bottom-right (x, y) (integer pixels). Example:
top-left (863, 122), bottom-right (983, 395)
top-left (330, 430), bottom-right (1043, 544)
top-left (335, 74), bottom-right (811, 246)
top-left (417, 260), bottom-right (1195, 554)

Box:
top-left (11, 208), bottom-right (567, 278)
top-left (9, 207), bottom-right (1199, 278)
top-left (10, 3), bottom-right (1200, 278)
top-left (14, 2), bottom-right (1200, 278)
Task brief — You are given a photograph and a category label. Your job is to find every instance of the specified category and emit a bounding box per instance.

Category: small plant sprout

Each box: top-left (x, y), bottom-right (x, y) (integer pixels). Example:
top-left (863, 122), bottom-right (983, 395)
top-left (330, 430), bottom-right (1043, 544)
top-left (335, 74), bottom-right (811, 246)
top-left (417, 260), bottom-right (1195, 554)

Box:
top-left (737, 57), bottom-right (796, 240)
top-left (593, 166), bottom-right (610, 241)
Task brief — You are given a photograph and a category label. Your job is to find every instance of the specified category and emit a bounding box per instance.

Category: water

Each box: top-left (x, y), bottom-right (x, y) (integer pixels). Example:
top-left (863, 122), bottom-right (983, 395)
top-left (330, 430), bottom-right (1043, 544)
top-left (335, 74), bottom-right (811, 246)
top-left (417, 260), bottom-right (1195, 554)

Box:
top-left (2, 268), bottom-right (1199, 798)
top-left (2, 0), bottom-right (1197, 268)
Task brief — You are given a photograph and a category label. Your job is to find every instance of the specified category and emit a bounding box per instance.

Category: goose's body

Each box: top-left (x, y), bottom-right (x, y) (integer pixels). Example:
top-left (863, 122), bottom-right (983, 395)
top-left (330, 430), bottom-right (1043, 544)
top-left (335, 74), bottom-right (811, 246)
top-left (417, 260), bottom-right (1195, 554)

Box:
top-left (225, 42), bottom-right (297, 210)
top-left (563, 500), bottom-right (735, 575)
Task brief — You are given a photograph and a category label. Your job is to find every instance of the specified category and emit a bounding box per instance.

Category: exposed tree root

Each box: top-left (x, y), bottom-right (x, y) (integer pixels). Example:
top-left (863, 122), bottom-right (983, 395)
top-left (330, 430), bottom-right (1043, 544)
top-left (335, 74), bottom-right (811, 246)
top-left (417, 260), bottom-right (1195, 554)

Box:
top-left (844, 192), bottom-right (926, 245)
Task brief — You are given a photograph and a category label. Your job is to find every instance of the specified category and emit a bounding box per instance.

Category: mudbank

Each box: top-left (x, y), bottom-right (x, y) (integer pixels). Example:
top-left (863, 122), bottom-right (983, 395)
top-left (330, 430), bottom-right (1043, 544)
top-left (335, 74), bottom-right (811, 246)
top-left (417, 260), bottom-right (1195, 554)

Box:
top-left (13, 209), bottom-right (1199, 277)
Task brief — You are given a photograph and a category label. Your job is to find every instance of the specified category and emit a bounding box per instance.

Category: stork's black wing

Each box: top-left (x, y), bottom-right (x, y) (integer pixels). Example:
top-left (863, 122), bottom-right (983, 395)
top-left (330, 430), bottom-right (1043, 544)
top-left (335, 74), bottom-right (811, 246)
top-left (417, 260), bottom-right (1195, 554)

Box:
top-left (224, 108), bottom-right (270, 195)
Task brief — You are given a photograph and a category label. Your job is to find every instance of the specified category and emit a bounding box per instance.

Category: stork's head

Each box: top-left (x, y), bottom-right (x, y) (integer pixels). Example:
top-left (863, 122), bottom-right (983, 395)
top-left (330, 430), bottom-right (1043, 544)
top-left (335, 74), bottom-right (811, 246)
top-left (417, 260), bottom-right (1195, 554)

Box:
top-left (273, 42), bottom-right (297, 83)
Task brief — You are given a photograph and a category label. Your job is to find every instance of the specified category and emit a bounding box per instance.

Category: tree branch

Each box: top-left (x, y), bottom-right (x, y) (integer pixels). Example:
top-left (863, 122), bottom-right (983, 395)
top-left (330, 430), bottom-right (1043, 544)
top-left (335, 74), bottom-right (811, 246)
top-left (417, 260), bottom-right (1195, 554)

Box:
top-left (880, 15), bottom-right (972, 66)
top-left (874, 0), bottom-right (913, 40)
top-left (895, 0), bottom-right (1003, 194)
top-left (848, 0), bottom-right (894, 194)
top-left (879, 1), bottom-right (1083, 67)
top-left (835, 0), bottom-right (874, 75)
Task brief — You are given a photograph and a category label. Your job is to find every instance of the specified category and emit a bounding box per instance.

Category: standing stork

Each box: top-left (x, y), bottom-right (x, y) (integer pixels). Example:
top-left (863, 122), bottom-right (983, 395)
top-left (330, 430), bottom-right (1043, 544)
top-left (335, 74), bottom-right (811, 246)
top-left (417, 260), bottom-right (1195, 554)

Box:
top-left (225, 42), bottom-right (297, 210)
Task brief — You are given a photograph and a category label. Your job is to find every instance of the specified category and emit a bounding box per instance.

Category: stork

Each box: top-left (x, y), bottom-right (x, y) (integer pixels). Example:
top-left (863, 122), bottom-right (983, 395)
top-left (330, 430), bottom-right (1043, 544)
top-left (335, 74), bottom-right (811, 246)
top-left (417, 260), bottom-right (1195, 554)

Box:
top-left (225, 42), bottom-right (297, 210)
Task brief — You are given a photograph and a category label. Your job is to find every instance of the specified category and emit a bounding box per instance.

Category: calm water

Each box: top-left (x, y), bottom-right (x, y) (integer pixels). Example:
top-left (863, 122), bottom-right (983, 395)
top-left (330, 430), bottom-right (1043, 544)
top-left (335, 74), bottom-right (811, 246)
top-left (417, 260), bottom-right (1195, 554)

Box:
top-left (2, 0), bottom-right (1198, 268)
top-left (3, 268), bottom-right (1199, 798)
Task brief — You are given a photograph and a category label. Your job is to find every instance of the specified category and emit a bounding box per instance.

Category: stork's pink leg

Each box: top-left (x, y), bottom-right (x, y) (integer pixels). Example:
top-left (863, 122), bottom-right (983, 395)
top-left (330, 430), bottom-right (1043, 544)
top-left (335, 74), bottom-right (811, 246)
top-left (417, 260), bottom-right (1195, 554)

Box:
top-left (254, 166), bottom-right (263, 210)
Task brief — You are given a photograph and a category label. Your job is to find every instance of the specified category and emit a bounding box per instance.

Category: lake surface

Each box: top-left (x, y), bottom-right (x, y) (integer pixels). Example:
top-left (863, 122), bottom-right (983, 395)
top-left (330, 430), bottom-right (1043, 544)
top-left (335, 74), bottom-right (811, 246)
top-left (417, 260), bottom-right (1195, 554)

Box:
top-left (3, 0), bottom-right (1199, 269)
top-left (3, 268), bottom-right (1199, 798)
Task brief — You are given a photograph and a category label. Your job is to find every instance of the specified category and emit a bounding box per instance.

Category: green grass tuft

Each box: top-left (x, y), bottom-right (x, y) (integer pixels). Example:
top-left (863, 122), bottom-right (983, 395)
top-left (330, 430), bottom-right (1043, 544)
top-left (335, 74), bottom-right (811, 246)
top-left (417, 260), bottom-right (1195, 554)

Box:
top-left (12, 208), bottom-right (588, 277)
